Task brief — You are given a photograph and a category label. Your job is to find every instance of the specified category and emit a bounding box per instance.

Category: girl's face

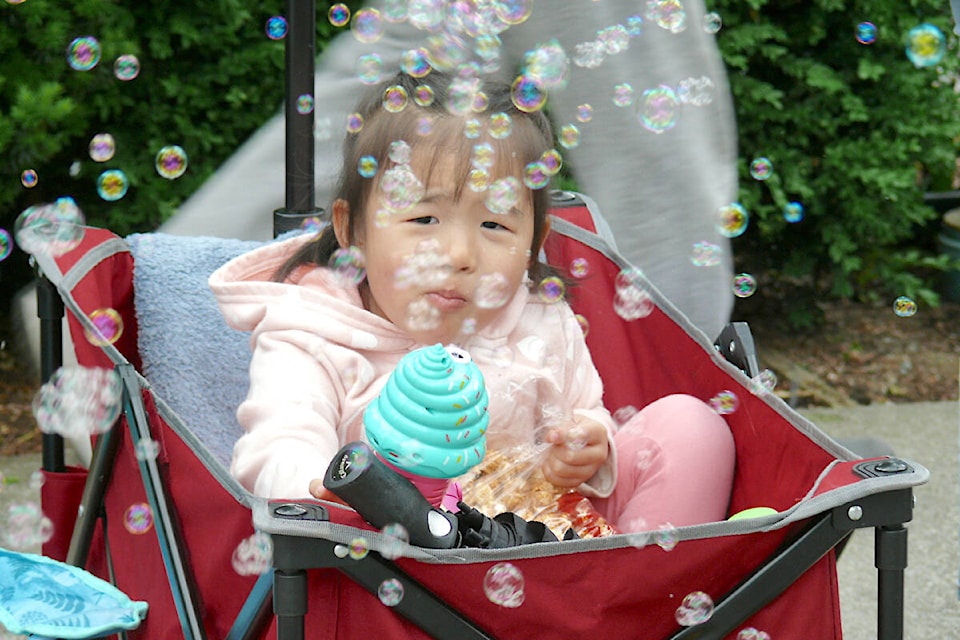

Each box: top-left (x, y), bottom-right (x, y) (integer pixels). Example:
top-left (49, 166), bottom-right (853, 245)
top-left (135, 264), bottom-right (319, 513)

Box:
top-left (336, 149), bottom-right (537, 346)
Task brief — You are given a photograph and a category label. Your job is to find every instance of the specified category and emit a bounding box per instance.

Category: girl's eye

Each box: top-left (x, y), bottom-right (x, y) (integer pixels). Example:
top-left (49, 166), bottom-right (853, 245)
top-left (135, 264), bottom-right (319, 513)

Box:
top-left (481, 220), bottom-right (508, 231)
top-left (411, 216), bottom-right (438, 225)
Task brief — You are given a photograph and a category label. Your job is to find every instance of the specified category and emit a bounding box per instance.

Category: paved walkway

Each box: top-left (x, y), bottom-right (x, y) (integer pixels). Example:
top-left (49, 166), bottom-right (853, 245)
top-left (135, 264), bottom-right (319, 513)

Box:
top-left (0, 400), bottom-right (956, 638)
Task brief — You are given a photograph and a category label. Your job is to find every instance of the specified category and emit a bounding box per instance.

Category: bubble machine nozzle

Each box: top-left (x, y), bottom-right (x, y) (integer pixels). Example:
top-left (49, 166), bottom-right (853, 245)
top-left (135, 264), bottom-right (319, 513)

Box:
top-left (323, 441), bottom-right (459, 550)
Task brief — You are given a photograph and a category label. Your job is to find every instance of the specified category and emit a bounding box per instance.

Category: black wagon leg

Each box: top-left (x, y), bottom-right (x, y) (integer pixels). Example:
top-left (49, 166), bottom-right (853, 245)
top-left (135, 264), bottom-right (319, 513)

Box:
top-left (875, 523), bottom-right (907, 640)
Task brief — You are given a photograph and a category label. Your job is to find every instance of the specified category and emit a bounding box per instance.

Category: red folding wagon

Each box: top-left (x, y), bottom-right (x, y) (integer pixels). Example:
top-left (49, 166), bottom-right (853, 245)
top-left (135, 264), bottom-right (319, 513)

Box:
top-left (27, 3), bottom-right (927, 638)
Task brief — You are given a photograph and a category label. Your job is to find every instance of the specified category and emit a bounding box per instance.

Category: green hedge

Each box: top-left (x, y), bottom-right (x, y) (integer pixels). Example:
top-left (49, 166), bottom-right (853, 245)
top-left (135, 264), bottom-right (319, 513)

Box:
top-left (711, 0), bottom-right (960, 321)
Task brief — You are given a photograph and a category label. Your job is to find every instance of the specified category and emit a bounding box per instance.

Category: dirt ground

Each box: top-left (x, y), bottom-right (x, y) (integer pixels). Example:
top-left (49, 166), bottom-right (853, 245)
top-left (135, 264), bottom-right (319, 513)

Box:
top-left (1, 297), bottom-right (957, 457)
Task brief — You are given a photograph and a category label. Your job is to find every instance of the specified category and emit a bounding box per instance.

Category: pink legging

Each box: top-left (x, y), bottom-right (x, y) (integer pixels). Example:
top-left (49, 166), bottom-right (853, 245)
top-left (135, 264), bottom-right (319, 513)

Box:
top-left (592, 394), bottom-right (736, 532)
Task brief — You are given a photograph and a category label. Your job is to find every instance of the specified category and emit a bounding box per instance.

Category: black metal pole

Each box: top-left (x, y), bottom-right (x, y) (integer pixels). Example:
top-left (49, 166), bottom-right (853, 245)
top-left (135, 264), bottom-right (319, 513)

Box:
top-left (876, 524), bottom-right (907, 640)
top-left (36, 274), bottom-right (65, 472)
top-left (285, 0), bottom-right (316, 214)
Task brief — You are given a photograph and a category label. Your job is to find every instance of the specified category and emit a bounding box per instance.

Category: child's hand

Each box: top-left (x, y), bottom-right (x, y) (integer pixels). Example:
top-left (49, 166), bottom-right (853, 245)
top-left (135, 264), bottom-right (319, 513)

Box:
top-left (541, 417), bottom-right (609, 488)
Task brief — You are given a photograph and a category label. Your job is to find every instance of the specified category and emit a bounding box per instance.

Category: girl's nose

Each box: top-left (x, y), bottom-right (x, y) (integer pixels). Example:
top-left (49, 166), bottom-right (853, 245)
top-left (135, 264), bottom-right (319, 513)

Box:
top-left (444, 228), bottom-right (476, 272)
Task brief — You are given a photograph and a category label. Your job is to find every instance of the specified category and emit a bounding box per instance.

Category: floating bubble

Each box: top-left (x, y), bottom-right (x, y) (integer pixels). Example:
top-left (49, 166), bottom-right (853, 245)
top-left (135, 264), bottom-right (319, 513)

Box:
top-left (155, 145), bottom-right (188, 179)
top-left (732, 273), bottom-right (757, 298)
top-left (715, 202), bottom-right (749, 238)
top-left (676, 76), bottom-right (716, 106)
top-left (893, 296), bottom-right (917, 317)
top-left (379, 523), bottom-right (410, 560)
top-left (445, 76), bottom-right (480, 115)
top-left (347, 536), bottom-right (369, 560)
top-left (613, 268), bottom-right (654, 320)
top-left (97, 169), bottom-right (129, 201)
top-left (123, 503), bottom-right (154, 535)
top-left (409, 0), bottom-right (445, 31)
top-left (69, 161), bottom-right (81, 177)
top-left (85, 307), bottom-right (123, 345)
top-left (358, 155), bottom-right (379, 178)
top-left (329, 246), bottom-right (366, 285)
top-left (401, 47), bottom-right (431, 78)
top-left (472, 143), bottom-right (495, 170)
top-left (265, 15), bottom-right (288, 40)
top-left (573, 40), bottom-right (604, 69)
top-left (783, 201), bottom-right (805, 223)
top-left (112, 54), bottom-right (141, 81)
top-left (751, 369), bottom-right (778, 395)
top-left (4, 502), bottom-right (54, 549)
top-left (405, 298), bottom-right (441, 332)
top-left (638, 85), bottom-right (678, 133)
top-left (388, 140), bottom-right (412, 165)
top-left (511, 75), bottom-right (546, 113)
top-left (613, 405), bottom-right (639, 428)
top-left (569, 257), bottom-right (590, 278)
top-left (412, 84), bottom-right (435, 107)
top-left (598, 24), bottom-right (631, 55)
top-left (690, 241), bottom-right (722, 267)
top-left (89, 133), bottom-right (116, 162)
top-left (296, 94), bottom-right (315, 115)
top-left (538, 276), bottom-right (565, 303)
top-left (749, 157), bottom-right (773, 181)
top-left (32, 366), bottom-right (122, 439)
top-left (574, 313), bottom-right (590, 337)
top-left (347, 112), bottom-right (364, 134)
top-left (856, 21), bottom-right (877, 45)
top-left (485, 176), bottom-right (520, 214)
top-left (489, 112), bottom-right (513, 139)
top-left (352, 8), bottom-right (384, 43)
top-left (522, 39), bottom-right (568, 89)
top-left (540, 149), bottom-right (562, 176)
top-left (383, 85), bottom-right (409, 113)
top-left (654, 523), bottom-right (679, 551)
top-left (380, 164), bottom-right (425, 212)
top-left (613, 83), bottom-right (635, 108)
top-left (20, 169), bottom-right (38, 188)
top-left (378, 578), bottom-right (405, 606)
top-left (355, 52), bottom-right (384, 85)
top-left (576, 104), bottom-right (593, 123)
top-left (464, 117), bottom-right (482, 139)
top-left (558, 124), bottom-right (580, 149)
top-left (28, 470), bottom-right (44, 491)
top-left (475, 272), bottom-right (511, 309)
top-left (468, 169), bottom-right (490, 192)
top-left (708, 390), bottom-right (739, 415)
top-left (495, 0), bottom-right (533, 25)
top-left (232, 532), bottom-right (273, 575)
top-left (14, 198), bottom-right (85, 257)
top-left (736, 628), bottom-right (771, 640)
top-left (67, 36), bottom-right (101, 71)
top-left (905, 23), bottom-right (945, 68)
top-left (703, 12), bottom-right (722, 34)
top-left (676, 591), bottom-right (715, 626)
top-left (523, 161), bottom-right (550, 190)
top-left (329, 3), bottom-right (350, 27)
top-left (394, 240), bottom-right (451, 290)
top-left (135, 438), bottom-right (160, 461)
top-left (0, 229), bottom-right (12, 262)
top-left (649, 0), bottom-right (687, 33)
top-left (483, 562), bottom-right (525, 607)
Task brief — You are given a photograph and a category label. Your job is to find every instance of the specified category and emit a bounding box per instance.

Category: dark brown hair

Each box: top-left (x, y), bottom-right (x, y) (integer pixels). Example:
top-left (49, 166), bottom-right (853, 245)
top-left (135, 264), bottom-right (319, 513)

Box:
top-left (273, 70), bottom-right (556, 283)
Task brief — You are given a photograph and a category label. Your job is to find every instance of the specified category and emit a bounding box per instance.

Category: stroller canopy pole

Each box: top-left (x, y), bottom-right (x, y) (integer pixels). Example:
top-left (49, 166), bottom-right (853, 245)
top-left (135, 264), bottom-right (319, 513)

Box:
top-left (284, 0), bottom-right (316, 213)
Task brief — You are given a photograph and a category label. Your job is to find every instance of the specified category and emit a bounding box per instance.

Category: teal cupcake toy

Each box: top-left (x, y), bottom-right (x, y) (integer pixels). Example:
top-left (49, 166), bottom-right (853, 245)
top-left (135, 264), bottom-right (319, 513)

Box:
top-left (365, 344), bottom-right (489, 479)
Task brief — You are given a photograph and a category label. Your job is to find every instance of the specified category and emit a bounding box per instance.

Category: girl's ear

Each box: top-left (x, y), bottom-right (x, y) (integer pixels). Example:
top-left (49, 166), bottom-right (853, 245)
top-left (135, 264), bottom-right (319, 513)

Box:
top-left (332, 199), bottom-right (353, 248)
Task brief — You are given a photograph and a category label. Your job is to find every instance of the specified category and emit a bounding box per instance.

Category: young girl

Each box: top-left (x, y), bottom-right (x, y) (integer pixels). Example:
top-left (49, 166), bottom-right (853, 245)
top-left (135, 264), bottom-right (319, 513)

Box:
top-left (210, 70), bottom-right (735, 533)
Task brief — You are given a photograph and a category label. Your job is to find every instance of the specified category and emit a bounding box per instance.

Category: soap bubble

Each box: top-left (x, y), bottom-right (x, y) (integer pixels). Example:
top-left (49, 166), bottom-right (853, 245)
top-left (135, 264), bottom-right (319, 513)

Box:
top-left (893, 296), bottom-right (917, 317)
top-left (329, 3), bottom-right (350, 27)
top-left (537, 276), bottom-right (565, 303)
top-left (347, 112), bottom-right (364, 134)
top-left (495, 0), bottom-right (533, 25)
top-left (708, 390), bottom-right (739, 415)
top-left (749, 157), bottom-right (773, 181)
top-left (575, 314), bottom-right (590, 337)
top-left (20, 169), bottom-right (38, 188)
top-left (378, 578), bottom-right (405, 606)
top-left (576, 103), bottom-right (593, 123)
top-left (751, 369), bottom-right (778, 395)
top-left (0, 230), bottom-right (12, 262)
top-left (539, 149), bottom-right (562, 175)
top-left (690, 241), bottom-right (722, 267)
top-left (464, 117), bottom-right (483, 139)
top-left (612, 405), bottom-right (638, 427)
top-left (558, 123), bottom-right (580, 149)
top-left (598, 24), bottom-right (631, 55)
top-left (84, 307), bottom-right (123, 346)
top-left (649, 0), bottom-right (687, 33)
top-left (475, 272), bottom-right (511, 309)
top-left (329, 246), bottom-right (366, 285)
top-left (856, 21), bottom-right (877, 45)
top-left (14, 199), bottom-right (85, 257)
top-left (573, 40), bottom-right (604, 69)
top-left (485, 177), bottom-right (520, 215)
top-left (352, 8), bottom-right (384, 43)
top-left (483, 562), bottom-right (525, 607)
top-left (489, 112), bottom-right (513, 139)
top-left (3, 502), bottom-right (54, 549)
top-left (401, 48), bottom-right (431, 78)
top-left (413, 84), bottom-right (435, 108)
top-left (613, 269), bottom-right (654, 320)
top-left (67, 36), bottom-right (101, 71)
top-left (358, 53), bottom-right (387, 85)
top-left (522, 39), bottom-right (568, 89)
top-left (33, 366), bottom-right (122, 439)
top-left (97, 169), bottom-right (129, 201)
top-left (510, 75), bottom-right (546, 113)
top-left (296, 94), bottom-right (315, 115)
top-left (736, 629), bottom-right (771, 640)
top-left (265, 15), bottom-right (288, 40)
top-left (380, 164), bottom-right (425, 212)
top-left (394, 240), bottom-right (451, 290)
top-left (27, 470), bottom-right (44, 491)
top-left (388, 140), bottom-right (412, 165)
top-left (703, 12), bottom-right (722, 34)
top-left (135, 438), bottom-right (160, 461)
top-left (783, 201), bottom-right (804, 223)
top-left (123, 503), bottom-right (154, 535)
top-left (905, 23), bottom-right (945, 68)
top-left (715, 202), bottom-right (749, 238)
top-left (113, 54), bottom-right (140, 81)
top-left (676, 75), bottom-right (716, 106)
top-left (732, 273), bottom-right (757, 298)
top-left (468, 169), bottom-right (490, 192)
top-left (348, 537), bottom-right (370, 560)
top-left (569, 257), bottom-right (590, 279)
top-left (654, 523), bottom-right (679, 551)
top-left (675, 591), bottom-right (715, 626)
top-left (155, 145), bottom-right (188, 179)
top-left (89, 133), bottom-right (116, 162)
top-left (637, 85), bottom-right (678, 133)
top-left (612, 83), bottom-right (635, 107)
top-left (379, 523), bottom-right (410, 560)
top-left (472, 143), bottom-right (495, 170)
top-left (232, 532), bottom-right (273, 575)
top-left (523, 161), bottom-right (550, 190)
top-left (383, 85), bottom-right (409, 113)
top-left (358, 155), bottom-right (379, 178)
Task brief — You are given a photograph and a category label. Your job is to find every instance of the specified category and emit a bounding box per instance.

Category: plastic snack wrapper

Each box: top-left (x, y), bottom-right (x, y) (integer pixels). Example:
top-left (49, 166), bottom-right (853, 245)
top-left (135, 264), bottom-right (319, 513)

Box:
top-left (457, 440), bottom-right (617, 540)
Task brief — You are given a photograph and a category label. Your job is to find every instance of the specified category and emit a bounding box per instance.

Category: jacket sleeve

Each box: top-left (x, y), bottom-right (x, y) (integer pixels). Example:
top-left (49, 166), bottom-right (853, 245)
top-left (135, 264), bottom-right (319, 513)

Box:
top-left (559, 307), bottom-right (619, 499)
top-left (231, 327), bottom-right (343, 499)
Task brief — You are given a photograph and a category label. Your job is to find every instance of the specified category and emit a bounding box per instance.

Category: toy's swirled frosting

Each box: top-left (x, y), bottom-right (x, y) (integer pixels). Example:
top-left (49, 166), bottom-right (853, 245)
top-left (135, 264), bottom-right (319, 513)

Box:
top-left (364, 344), bottom-right (488, 479)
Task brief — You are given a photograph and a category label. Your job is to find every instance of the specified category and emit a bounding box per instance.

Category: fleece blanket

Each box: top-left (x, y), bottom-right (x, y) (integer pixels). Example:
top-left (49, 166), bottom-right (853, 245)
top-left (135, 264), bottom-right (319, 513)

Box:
top-left (125, 233), bottom-right (265, 469)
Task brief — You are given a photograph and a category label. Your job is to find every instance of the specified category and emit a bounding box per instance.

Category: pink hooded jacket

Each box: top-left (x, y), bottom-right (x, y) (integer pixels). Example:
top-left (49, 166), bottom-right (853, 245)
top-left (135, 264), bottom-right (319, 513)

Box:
top-left (209, 234), bottom-right (618, 500)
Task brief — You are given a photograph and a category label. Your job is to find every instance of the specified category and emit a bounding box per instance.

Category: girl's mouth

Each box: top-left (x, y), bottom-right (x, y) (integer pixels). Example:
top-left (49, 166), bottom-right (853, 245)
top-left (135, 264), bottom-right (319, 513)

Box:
top-left (425, 290), bottom-right (467, 311)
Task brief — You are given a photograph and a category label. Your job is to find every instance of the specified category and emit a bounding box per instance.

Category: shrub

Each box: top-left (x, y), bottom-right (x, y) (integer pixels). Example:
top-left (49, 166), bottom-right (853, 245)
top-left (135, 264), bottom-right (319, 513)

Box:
top-left (711, 0), bottom-right (960, 317)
